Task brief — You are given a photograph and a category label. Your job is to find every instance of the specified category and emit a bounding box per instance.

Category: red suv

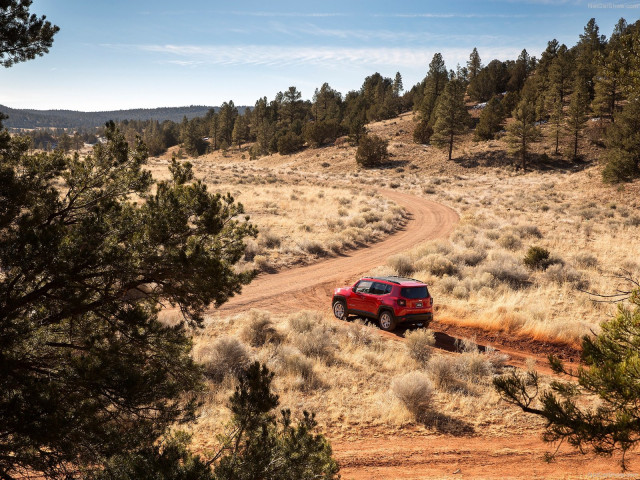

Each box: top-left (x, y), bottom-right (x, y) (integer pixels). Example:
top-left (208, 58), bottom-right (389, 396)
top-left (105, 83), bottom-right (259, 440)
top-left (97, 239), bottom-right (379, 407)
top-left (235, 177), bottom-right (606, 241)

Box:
top-left (331, 276), bottom-right (433, 331)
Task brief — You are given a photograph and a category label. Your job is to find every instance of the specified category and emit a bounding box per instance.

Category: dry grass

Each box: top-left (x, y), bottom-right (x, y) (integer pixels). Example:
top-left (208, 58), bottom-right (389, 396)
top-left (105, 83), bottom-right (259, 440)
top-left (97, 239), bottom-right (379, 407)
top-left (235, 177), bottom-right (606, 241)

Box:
top-left (189, 309), bottom-right (534, 450)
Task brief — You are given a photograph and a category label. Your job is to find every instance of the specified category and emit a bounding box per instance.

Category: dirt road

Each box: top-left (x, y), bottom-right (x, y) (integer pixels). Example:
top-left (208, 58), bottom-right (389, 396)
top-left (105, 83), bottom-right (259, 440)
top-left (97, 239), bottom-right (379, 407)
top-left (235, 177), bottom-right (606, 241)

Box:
top-left (217, 189), bottom-right (459, 315)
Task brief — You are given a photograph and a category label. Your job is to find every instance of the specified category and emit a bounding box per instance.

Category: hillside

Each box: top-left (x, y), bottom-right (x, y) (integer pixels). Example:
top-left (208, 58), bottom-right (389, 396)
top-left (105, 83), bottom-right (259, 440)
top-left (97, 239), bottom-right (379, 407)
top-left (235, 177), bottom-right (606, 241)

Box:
top-left (0, 104), bottom-right (247, 130)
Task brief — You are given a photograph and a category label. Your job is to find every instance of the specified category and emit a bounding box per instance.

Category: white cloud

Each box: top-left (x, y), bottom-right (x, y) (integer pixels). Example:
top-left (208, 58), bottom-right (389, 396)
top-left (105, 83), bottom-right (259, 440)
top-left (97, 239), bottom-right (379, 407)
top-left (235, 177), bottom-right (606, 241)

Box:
top-left (128, 44), bottom-right (532, 70)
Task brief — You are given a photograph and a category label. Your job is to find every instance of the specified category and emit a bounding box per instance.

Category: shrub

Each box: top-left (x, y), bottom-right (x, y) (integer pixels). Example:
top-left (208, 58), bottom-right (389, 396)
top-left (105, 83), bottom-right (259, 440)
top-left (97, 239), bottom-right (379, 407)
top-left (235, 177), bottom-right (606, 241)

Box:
top-left (425, 355), bottom-right (459, 390)
top-left (356, 134), bottom-right (388, 168)
top-left (544, 264), bottom-right (588, 288)
top-left (413, 118), bottom-right (433, 144)
top-left (498, 233), bottom-right (522, 251)
top-left (259, 230), bottom-right (281, 249)
top-left (388, 254), bottom-right (414, 277)
top-left (198, 337), bottom-right (251, 383)
top-left (288, 311), bottom-right (321, 333)
top-left (514, 224), bottom-right (543, 239)
top-left (298, 238), bottom-right (326, 256)
top-left (291, 326), bottom-right (336, 360)
top-left (278, 347), bottom-right (316, 386)
top-left (523, 246), bottom-right (551, 270)
top-left (241, 310), bottom-right (283, 347)
top-left (574, 253), bottom-right (598, 268)
top-left (416, 254), bottom-right (457, 277)
top-left (346, 319), bottom-right (377, 347)
top-left (391, 371), bottom-right (433, 419)
top-left (483, 253), bottom-right (529, 288)
top-left (405, 329), bottom-right (435, 366)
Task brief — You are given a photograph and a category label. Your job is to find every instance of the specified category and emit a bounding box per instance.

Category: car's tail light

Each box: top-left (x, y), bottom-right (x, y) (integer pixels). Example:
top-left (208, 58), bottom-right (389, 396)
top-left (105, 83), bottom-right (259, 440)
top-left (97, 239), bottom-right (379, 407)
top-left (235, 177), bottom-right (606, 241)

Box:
top-left (397, 299), bottom-right (406, 307)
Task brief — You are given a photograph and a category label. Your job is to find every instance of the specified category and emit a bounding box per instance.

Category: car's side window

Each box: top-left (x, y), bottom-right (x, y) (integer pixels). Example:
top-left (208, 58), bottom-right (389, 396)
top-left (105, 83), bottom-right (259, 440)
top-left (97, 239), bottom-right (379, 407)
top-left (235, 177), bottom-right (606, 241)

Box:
top-left (370, 282), bottom-right (390, 295)
top-left (355, 280), bottom-right (373, 294)
top-left (384, 283), bottom-right (393, 294)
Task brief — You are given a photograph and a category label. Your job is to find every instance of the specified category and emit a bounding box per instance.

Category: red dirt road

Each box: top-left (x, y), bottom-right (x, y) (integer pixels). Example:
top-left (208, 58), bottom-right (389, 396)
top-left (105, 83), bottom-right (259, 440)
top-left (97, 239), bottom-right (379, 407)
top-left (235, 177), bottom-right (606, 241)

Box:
top-left (216, 189), bottom-right (459, 315)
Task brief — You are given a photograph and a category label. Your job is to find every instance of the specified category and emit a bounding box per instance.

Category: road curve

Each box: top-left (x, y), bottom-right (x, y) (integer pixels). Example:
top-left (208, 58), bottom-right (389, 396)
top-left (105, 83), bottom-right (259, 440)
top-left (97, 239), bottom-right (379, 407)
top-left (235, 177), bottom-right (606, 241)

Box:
top-left (215, 189), bottom-right (459, 315)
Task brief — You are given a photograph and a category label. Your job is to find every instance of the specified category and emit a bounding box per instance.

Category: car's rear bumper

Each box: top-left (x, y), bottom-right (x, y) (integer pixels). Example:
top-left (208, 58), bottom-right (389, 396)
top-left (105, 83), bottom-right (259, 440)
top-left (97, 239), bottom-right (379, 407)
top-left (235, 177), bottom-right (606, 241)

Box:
top-left (398, 312), bottom-right (433, 324)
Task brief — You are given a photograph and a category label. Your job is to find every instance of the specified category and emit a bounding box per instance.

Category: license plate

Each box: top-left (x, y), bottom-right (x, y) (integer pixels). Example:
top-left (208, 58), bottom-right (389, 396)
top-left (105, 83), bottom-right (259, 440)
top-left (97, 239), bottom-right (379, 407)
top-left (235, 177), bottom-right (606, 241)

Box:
top-left (416, 302), bottom-right (423, 308)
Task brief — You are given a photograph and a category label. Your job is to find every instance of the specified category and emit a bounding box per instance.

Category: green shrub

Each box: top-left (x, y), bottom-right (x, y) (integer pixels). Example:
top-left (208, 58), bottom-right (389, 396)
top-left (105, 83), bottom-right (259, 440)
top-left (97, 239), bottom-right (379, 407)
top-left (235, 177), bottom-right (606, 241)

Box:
top-left (413, 118), bottom-right (433, 144)
top-left (523, 246), bottom-right (551, 270)
top-left (356, 134), bottom-right (388, 168)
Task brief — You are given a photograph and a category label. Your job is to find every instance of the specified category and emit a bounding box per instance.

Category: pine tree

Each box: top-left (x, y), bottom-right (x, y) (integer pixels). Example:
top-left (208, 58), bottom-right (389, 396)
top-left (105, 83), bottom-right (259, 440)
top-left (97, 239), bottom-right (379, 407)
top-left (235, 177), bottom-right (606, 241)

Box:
top-left (506, 86), bottom-right (541, 170)
top-left (467, 47), bottom-right (482, 81)
top-left (474, 95), bottom-right (505, 141)
top-left (507, 49), bottom-right (532, 92)
top-left (0, 0), bottom-right (59, 67)
top-left (566, 78), bottom-right (590, 160)
top-left (575, 18), bottom-right (606, 99)
top-left (431, 76), bottom-right (471, 160)
top-left (393, 72), bottom-right (403, 97)
top-left (494, 285), bottom-right (640, 470)
top-left (419, 53), bottom-right (449, 122)
top-left (602, 98), bottom-right (640, 182)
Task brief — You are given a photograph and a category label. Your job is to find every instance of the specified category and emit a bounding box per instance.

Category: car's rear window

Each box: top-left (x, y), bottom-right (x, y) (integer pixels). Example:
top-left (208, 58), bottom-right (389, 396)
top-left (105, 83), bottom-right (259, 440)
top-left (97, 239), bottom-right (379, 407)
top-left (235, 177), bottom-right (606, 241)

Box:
top-left (400, 286), bottom-right (429, 299)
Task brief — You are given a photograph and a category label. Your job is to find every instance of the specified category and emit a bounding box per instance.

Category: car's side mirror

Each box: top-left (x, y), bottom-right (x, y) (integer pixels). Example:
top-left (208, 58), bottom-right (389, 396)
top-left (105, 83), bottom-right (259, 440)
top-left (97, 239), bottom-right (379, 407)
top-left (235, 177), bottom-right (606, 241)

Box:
top-left (352, 286), bottom-right (357, 292)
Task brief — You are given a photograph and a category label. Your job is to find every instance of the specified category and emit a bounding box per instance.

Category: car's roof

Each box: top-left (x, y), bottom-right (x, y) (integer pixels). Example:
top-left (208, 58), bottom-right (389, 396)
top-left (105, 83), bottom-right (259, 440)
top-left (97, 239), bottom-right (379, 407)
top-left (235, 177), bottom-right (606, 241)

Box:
top-left (362, 276), bottom-right (427, 286)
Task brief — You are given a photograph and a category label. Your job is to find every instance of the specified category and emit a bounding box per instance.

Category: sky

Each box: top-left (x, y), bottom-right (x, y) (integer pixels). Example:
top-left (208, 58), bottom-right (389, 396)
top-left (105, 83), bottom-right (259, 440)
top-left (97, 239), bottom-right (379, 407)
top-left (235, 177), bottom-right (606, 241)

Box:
top-left (1, 0), bottom-right (638, 111)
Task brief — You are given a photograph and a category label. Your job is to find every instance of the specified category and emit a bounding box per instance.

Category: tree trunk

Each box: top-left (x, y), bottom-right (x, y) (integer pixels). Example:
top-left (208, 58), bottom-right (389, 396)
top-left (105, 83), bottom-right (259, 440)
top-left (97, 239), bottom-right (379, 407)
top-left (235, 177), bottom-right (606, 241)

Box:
top-left (448, 132), bottom-right (453, 160)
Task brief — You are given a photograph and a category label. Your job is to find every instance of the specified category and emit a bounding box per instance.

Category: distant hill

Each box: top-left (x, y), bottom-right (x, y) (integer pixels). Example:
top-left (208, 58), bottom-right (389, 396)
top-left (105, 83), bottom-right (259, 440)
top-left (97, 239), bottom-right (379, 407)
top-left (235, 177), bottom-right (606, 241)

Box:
top-left (0, 105), bottom-right (249, 130)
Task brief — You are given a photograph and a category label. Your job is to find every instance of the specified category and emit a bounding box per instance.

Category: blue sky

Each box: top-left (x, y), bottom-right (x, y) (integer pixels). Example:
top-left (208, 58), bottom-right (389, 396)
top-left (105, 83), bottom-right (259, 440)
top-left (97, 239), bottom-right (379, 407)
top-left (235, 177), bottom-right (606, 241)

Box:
top-left (1, 0), bottom-right (637, 111)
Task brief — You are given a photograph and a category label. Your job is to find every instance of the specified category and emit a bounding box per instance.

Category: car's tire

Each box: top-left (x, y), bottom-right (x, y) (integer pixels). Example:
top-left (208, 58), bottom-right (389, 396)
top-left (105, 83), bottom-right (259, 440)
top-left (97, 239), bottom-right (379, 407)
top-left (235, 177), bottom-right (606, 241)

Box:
top-left (332, 299), bottom-right (347, 320)
top-left (378, 310), bottom-right (397, 331)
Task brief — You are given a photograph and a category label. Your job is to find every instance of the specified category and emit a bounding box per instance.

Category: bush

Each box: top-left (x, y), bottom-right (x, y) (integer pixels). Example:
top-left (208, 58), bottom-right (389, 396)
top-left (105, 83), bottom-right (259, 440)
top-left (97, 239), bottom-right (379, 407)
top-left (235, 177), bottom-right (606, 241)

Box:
top-left (292, 326), bottom-right (336, 360)
top-left (602, 150), bottom-right (640, 183)
top-left (298, 238), bottom-right (327, 256)
top-left (523, 246), bottom-right (551, 270)
top-left (413, 118), bottom-right (433, 144)
top-left (388, 254), bottom-right (414, 277)
top-left (241, 310), bottom-right (283, 347)
top-left (416, 254), bottom-right (457, 277)
top-left (426, 355), bottom-right (459, 390)
top-left (259, 230), bottom-right (281, 249)
top-left (405, 329), bottom-right (435, 366)
top-left (288, 311), bottom-right (321, 333)
top-left (391, 371), bottom-right (433, 419)
top-left (356, 134), bottom-right (388, 168)
top-left (574, 253), bottom-right (598, 268)
top-left (483, 253), bottom-right (529, 288)
top-left (498, 233), bottom-right (522, 251)
top-left (198, 337), bottom-right (251, 383)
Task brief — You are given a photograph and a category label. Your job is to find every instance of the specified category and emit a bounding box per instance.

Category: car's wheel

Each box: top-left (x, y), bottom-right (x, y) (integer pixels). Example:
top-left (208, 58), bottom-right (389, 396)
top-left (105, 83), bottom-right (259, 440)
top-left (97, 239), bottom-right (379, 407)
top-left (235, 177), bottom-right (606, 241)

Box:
top-left (332, 299), bottom-right (347, 320)
top-left (378, 310), bottom-right (397, 331)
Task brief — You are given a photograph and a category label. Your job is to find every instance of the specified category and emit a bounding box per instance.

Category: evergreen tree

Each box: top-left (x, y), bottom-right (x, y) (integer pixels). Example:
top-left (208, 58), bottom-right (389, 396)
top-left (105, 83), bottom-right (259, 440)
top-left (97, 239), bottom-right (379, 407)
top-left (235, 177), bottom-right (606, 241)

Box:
top-left (467, 47), bottom-right (482, 81)
top-left (431, 76), bottom-right (471, 160)
top-left (506, 86), bottom-right (541, 170)
top-left (467, 59), bottom-right (510, 102)
top-left (566, 78), bottom-right (590, 160)
top-left (393, 71), bottom-right (404, 97)
top-left (602, 98), bottom-right (640, 182)
top-left (0, 124), bottom-right (256, 479)
top-left (575, 18), bottom-right (606, 99)
top-left (0, 0), bottom-right (59, 67)
top-left (474, 95), bottom-right (505, 141)
top-left (592, 20), bottom-right (629, 122)
top-left (494, 285), bottom-right (640, 470)
top-left (418, 53), bottom-right (449, 123)
top-left (507, 49), bottom-right (532, 92)
top-left (214, 363), bottom-right (339, 480)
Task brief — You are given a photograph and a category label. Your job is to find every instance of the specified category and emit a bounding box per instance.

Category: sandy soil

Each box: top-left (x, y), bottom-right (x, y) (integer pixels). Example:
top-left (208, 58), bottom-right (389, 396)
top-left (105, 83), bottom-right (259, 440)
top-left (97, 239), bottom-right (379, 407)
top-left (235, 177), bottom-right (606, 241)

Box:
top-left (207, 189), bottom-right (638, 478)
